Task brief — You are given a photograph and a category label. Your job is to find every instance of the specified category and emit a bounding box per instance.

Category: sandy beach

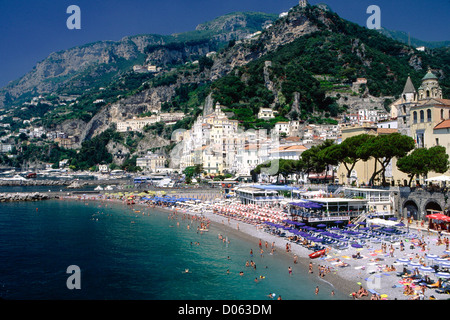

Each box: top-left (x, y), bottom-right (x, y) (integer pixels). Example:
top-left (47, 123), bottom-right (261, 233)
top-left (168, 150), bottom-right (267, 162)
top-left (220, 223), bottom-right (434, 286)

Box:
top-left (63, 192), bottom-right (450, 300)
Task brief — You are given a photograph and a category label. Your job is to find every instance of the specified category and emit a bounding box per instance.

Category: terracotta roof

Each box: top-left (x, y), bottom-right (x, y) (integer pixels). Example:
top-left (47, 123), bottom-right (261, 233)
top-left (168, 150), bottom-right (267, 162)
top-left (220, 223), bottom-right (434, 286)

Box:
top-left (418, 98), bottom-right (450, 107)
top-left (377, 128), bottom-right (398, 134)
top-left (434, 119), bottom-right (450, 130)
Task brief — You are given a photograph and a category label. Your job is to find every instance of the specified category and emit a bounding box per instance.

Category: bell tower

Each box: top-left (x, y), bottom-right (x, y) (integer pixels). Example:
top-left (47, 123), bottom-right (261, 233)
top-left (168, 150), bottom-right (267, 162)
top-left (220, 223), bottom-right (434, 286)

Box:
top-left (418, 68), bottom-right (443, 100)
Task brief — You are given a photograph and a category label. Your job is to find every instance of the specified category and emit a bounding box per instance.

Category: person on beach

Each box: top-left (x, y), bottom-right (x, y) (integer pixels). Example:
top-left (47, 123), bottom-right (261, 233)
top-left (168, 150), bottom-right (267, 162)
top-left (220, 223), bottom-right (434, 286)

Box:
top-left (315, 286), bottom-right (319, 295)
top-left (309, 262), bottom-right (313, 274)
top-left (288, 266), bottom-right (292, 275)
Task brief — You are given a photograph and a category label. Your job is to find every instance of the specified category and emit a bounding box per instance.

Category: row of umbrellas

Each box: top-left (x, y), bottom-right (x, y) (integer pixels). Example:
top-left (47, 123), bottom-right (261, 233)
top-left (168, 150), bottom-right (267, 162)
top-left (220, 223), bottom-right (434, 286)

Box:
top-left (396, 252), bottom-right (450, 278)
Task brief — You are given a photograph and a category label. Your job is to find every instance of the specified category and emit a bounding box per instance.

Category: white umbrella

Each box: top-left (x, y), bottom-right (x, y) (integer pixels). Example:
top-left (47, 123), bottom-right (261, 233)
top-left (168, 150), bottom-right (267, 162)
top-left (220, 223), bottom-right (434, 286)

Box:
top-left (396, 258), bottom-right (410, 264)
top-left (409, 261), bottom-right (422, 268)
top-left (436, 272), bottom-right (450, 279)
top-left (420, 266), bottom-right (435, 273)
top-left (425, 175), bottom-right (450, 182)
top-left (435, 258), bottom-right (449, 265)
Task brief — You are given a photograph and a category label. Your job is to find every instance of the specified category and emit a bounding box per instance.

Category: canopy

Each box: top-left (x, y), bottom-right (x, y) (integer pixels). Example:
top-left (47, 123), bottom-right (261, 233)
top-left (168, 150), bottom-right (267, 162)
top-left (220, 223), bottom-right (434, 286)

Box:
top-left (425, 175), bottom-right (450, 182)
top-left (426, 213), bottom-right (450, 222)
top-left (290, 201), bottom-right (323, 209)
top-left (366, 218), bottom-right (398, 227)
top-left (252, 185), bottom-right (299, 191)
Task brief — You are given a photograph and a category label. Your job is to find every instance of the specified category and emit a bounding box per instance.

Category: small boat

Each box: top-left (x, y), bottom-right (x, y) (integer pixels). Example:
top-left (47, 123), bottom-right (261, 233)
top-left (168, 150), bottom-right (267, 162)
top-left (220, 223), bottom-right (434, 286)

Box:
top-left (309, 248), bottom-right (329, 259)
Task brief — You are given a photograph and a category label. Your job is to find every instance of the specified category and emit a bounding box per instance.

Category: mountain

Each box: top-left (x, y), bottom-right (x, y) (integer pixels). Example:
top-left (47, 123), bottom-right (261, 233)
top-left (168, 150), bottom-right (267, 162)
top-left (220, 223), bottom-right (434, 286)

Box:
top-left (1, 3), bottom-right (449, 170)
top-left (0, 11), bottom-right (278, 109)
top-left (378, 27), bottom-right (450, 49)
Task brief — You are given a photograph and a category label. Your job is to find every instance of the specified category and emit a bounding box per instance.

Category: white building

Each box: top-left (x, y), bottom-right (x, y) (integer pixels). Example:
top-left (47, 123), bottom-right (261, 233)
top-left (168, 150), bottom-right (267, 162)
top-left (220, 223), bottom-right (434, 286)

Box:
top-left (257, 108), bottom-right (276, 120)
top-left (116, 116), bottom-right (159, 132)
top-left (136, 152), bottom-right (166, 172)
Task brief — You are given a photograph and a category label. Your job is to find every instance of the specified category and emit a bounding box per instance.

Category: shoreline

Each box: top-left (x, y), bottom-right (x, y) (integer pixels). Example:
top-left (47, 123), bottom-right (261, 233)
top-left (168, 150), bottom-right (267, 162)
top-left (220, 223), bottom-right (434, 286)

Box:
top-left (58, 195), bottom-right (374, 300)
top-left (31, 193), bottom-right (450, 300)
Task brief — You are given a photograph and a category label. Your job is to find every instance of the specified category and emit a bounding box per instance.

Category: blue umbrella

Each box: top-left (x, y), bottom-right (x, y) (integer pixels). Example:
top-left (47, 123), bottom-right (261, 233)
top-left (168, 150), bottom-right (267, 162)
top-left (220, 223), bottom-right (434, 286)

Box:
top-left (351, 243), bottom-right (363, 248)
top-left (436, 272), bottom-right (450, 279)
top-left (396, 258), bottom-right (410, 264)
top-left (317, 224), bottom-right (326, 228)
top-left (420, 266), bottom-right (435, 273)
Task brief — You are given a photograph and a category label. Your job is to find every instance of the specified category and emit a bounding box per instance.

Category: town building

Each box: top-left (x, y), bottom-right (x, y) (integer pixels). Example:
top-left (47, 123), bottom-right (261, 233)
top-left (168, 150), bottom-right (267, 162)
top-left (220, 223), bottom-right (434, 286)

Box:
top-left (136, 152), bottom-right (166, 172)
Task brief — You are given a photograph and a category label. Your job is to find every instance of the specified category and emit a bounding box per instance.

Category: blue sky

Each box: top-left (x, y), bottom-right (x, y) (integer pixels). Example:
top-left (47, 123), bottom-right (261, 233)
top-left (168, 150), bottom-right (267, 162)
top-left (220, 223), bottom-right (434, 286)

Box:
top-left (0, 0), bottom-right (448, 88)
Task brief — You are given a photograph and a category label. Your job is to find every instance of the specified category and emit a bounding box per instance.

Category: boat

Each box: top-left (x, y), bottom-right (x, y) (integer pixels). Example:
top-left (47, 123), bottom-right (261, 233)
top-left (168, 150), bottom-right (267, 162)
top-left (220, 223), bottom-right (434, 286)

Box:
top-left (94, 185), bottom-right (104, 191)
top-left (309, 248), bottom-right (329, 259)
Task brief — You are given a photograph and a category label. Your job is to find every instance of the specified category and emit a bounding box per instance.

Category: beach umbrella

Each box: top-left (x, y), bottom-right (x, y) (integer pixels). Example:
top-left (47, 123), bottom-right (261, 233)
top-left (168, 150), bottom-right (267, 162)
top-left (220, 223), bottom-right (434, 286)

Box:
top-left (396, 222), bottom-right (405, 227)
top-left (420, 266), bottom-right (435, 273)
top-left (435, 258), bottom-right (449, 265)
top-left (351, 243), bottom-right (363, 248)
top-left (409, 261), bottom-right (422, 268)
top-left (436, 272), bottom-right (450, 279)
top-left (426, 254), bottom-right (439, 261)
top-left (317, 224), bottom-right (326, 228)
top-left (396, 258), bottom-right (410, 264)
top-left (334, 221), bottom-right (344, 224)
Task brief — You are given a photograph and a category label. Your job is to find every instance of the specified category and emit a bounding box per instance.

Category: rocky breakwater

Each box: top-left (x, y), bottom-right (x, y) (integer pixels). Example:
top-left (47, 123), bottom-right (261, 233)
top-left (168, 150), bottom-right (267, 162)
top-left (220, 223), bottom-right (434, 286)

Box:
top-left (0, 179), bottom-right (69, 186)
top-left (0, 192), bottom-right (50, 202)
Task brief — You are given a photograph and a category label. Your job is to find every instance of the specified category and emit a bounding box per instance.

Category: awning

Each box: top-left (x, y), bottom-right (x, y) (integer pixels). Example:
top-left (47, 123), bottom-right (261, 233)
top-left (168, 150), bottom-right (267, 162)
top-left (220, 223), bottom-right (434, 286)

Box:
top-left (366, 218), bottom-right (398, 227)
top-left (426, 213), bottom-right (450, 222)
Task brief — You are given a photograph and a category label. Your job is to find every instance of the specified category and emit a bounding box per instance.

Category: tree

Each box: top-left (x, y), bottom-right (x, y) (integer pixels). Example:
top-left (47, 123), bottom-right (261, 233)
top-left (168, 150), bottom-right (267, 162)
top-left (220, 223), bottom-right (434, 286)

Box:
top-left (358, 133), bottom-right (415, 185)
top-left (397, 146), bottom-right (449, 186)
top-left (317, 140), bottom-right (339, 183)
top-left (338, 134), bottom-right (373, 181)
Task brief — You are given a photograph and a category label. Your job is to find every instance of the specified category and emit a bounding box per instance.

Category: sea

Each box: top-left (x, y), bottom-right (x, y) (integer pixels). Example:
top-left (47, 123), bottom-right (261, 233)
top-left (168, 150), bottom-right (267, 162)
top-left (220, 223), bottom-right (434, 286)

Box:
top-left (0, 198), bottom-right (348, 300)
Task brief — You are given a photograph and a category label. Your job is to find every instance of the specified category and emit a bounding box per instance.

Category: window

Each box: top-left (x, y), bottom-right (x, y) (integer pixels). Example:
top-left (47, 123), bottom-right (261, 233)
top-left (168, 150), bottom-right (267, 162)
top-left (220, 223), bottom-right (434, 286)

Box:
top-left (436, 138), bottom-right (440, 146)
top-left (413, 111), bottom-right (417, 124)
top-left (420, 110), bottom-right (424, 123)
top-left (427, 109), bottom-right (432, 122)
top-left (441, 109), bottom-right (444, 120)
top-left (416, 131), bottom-right (424, 148)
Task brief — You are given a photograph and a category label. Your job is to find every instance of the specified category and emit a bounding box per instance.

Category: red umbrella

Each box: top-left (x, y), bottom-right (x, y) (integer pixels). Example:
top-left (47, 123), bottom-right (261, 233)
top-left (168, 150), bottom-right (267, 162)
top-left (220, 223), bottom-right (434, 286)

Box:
top-left (426, 213), bottom-right (450, 222)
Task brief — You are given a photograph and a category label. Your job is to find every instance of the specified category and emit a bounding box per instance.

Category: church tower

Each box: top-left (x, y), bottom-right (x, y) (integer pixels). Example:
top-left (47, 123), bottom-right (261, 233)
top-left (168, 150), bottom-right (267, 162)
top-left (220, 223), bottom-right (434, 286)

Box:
top-left (418, 68), bottom-right (443, 100)
top-left (397, 76), bottom-right (418, 137)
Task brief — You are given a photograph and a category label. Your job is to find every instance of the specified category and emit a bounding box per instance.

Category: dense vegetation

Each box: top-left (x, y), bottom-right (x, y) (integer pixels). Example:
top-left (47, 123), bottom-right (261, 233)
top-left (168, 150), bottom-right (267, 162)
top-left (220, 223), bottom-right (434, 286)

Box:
top-left (210, 6), bottom-right (449, 129)
top-left (252, 133), bottom-right (449, 187)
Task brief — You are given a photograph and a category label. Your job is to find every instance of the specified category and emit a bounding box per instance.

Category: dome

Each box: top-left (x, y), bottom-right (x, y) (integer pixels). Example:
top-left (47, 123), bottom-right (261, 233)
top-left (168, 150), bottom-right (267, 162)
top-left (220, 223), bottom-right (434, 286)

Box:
top-left (422, 69), bottom-right (438, 81)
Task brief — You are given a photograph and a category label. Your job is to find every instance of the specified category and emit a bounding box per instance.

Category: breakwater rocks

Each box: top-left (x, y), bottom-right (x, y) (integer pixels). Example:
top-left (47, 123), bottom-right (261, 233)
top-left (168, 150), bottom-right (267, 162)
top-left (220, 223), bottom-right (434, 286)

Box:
top-left (0, 192), bottom-right (50, 202)
top-left (0, 179), bottom-right (69, 186)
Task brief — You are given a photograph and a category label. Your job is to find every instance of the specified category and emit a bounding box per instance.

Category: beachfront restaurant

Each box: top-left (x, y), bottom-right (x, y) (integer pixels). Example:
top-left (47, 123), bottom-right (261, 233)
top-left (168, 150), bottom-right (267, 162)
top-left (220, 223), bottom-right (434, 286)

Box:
top-left (289, 197), bottom-right (368, 224)
top-left (342, 187), bottom-right (394, 217)
top-left (235, 186), bottom-right (285, 205)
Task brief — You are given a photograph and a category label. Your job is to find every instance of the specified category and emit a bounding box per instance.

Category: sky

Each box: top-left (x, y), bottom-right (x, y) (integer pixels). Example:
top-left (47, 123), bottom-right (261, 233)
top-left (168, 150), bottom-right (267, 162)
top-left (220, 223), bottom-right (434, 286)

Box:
top-left (0, 0), bottom-right (449, 88)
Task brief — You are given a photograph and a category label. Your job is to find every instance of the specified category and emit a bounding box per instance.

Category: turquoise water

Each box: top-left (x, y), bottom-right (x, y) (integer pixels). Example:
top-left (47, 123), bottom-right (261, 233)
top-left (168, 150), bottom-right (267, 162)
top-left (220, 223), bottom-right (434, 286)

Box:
top-left (0, 199), bottom-right (347, 300)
